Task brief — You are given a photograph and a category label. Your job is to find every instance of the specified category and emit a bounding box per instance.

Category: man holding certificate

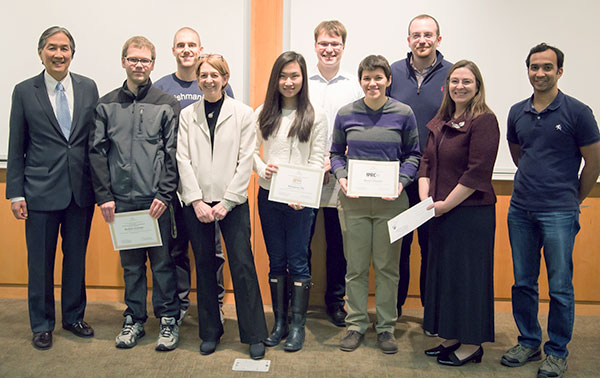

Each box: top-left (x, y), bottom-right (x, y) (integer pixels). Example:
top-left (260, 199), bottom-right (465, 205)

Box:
top-left (330, 55), bottom-right (421, 354)
top-left (89, 36), bottom-right (181, 351)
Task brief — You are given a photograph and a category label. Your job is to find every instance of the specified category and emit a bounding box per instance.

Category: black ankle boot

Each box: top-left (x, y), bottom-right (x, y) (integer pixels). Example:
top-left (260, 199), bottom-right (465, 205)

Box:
top-left (283, 279), bottom-right (311, 352)
top-left (264, 276), bottom-right (289, 347)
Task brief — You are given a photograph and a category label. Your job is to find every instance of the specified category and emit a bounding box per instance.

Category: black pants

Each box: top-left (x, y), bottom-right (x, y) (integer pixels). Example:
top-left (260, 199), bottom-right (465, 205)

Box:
top-left (25, 197), bottom-right (93, 333)
top-left (170, 197), bottom-right (226, 312)
top-left (184, 201), bottom-right (268, 344)
top-left (308, 207), bottom-right (346, 310)
top-left (398, 182), bottom-right (430, 308)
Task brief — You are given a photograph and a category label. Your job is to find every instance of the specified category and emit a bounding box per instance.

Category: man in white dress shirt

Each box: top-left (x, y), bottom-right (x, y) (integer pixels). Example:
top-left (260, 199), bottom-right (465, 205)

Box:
top-left (306, 20), bottom-right (363, 327)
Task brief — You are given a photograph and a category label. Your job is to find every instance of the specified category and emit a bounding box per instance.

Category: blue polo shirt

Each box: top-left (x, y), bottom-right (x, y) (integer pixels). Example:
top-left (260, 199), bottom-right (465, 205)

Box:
top-left (507, 90), bottom-right (599, 211)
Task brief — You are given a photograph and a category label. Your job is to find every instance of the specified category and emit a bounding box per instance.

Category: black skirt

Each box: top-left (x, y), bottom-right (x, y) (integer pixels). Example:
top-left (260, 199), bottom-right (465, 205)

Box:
top-left (423, 205), bottom-right (495, 344)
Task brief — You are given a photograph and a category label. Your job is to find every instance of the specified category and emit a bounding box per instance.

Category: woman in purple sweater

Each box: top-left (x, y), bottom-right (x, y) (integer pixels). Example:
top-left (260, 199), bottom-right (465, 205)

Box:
top-left (419, 60), bottom-right (499, 366)
top-left (330, 55), bottom-right (421, 354)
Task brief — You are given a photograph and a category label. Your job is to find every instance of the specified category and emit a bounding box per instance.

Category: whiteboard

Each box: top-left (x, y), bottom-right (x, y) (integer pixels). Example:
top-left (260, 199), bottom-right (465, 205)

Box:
top-left (285, 0), bottom-right (599, 179)
top-left (0, 0), bottom-right (250, 160)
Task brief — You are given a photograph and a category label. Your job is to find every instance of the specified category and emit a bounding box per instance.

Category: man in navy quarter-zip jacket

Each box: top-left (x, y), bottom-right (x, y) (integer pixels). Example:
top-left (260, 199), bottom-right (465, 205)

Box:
top-left (387, 14), bottom-right (452, 323)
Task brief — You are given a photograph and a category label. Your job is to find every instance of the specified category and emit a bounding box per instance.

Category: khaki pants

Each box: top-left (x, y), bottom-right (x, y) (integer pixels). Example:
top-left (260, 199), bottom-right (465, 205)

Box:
top-left (337, 192), bottom-right (408, 334)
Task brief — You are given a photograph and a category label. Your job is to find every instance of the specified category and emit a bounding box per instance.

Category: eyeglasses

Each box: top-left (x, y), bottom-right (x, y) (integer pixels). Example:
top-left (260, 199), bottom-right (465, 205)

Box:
top-left (316, 41), bottom-right (343, 50)
top-left (125, 57), bottom-right (154, 66)
top-left (409, 33), bottom-right (437, 41)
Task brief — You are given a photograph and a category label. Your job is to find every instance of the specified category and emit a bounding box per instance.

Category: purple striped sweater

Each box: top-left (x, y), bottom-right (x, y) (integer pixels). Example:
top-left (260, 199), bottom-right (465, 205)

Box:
top-left (330, 97), bottom-right (421, 188)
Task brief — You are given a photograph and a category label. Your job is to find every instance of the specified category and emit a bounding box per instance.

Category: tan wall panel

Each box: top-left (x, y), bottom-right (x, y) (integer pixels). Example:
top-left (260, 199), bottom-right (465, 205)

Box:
top-left (0, 192), bottom-right (27, 283)
top-left (248, 0), bottom-right (284, 303)
top-left (2, 179), bottom-right (600, 305)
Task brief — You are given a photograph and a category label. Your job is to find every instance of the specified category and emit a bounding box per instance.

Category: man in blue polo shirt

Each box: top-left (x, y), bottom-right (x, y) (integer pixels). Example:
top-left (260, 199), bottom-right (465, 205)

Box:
top-left (501, 43), bottom-right (600, 378)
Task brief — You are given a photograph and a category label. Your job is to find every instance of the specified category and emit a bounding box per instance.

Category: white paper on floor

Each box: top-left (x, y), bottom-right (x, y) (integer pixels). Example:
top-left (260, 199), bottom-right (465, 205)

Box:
top-left (232, 358), bottom-right (271, 372)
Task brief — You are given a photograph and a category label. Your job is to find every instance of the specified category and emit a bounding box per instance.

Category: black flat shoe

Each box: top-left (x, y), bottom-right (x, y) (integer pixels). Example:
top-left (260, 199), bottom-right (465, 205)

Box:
top-left (200, 339), bottom-right (220, 355)
top-left (249, 342), bottom-right (265, 360)
top-left (437, 346), bottom-right (484, 366)
top-left (424, 342), bottom-right (461, 357)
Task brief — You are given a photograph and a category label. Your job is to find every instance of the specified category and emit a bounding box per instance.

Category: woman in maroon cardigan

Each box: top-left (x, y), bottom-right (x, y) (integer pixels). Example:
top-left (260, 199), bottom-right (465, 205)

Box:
top-left (419, 60), bottom-right (499, 366)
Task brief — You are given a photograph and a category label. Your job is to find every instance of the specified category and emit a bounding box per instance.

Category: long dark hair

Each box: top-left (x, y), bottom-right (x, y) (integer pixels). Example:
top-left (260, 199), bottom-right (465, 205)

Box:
top-left (258, 51), bottom-right (315, 143)
top-left (437, 60), bottom-right (492, 121)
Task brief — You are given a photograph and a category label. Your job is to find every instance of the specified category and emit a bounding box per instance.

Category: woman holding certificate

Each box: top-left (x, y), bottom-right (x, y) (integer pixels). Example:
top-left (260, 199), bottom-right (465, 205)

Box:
top-left (176, 54), bottom-right (268, 360)
top-left (330, 55), bottom-right (421, 354)
top-left (253, 51), bottom-right (327, 352)
top-left (419, 60), bottom-right (499, 366)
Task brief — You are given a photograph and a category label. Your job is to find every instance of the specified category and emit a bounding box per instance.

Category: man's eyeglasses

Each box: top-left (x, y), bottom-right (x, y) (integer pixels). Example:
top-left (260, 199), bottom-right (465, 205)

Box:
top-left (125, 57), bottom-right (154, 66)
top-left (316, 41), bottom-right (343, 50)
top-left (409, 33), bottom-right (437, 41)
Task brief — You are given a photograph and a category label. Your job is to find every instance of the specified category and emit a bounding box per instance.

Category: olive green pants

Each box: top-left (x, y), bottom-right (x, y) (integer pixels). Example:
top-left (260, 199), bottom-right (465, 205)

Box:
top-left (337, 192), bottom-right (408, 334)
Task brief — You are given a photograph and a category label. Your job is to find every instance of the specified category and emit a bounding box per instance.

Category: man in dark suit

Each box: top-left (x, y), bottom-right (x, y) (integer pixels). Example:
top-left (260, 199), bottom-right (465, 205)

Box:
top-left (6, 26), bottom-right (98, 350)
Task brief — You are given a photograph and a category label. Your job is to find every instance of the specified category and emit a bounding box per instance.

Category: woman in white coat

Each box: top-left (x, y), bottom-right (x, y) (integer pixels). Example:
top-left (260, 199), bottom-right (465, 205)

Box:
top-left (176, 54), bottom-right (268, 359)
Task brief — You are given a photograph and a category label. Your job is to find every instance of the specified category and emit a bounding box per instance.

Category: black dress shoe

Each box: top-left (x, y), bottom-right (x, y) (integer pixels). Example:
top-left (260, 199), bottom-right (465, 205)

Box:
top-left (424, 342), bottom-right (461, 357)
top-left (326, 306), bottom-right (347, 327)
top-left (32, 331), bottom-right (52, 350)
top-left (62, 320), bottom-right (94, 337)
top-left (437, 346), bottom-right (484, 366)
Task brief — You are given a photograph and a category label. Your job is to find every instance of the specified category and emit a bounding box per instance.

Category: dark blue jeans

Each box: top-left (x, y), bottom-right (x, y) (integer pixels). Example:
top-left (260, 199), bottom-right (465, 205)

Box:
top-left (507, 206), bottom-right (580, 358)
top-left (258, 188), bottom-right (313, 280)
top-left (117, 201), bottom-right (178, 322)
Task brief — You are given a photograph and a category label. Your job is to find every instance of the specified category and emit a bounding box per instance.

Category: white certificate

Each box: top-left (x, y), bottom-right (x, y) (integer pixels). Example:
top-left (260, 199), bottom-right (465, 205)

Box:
top-left (347, 160), bottom-right (399, 197)
top-left (108, 210), bottom-right (163, 251)
top-left (387, 197), bottom-right (435, 244)
top-left (268, 163), bottom-right (324, 209)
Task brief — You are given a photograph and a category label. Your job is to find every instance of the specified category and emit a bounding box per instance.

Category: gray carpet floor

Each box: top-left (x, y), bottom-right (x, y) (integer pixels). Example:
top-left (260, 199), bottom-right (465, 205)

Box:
top-left (0, 298), bottom-right (598, 377)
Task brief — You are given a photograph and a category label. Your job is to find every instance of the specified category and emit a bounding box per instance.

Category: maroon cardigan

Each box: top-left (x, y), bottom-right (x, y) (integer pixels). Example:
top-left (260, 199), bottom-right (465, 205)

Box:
top-left (418, 112), bottom-right (500, 206)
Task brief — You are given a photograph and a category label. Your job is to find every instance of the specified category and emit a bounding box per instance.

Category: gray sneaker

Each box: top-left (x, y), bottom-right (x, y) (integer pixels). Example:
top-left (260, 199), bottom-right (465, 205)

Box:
top-left (538, 355), bottom-right (567, 378)
top-left (156, 317), bottom-right (179, 351)
top-left (501, 343), bottom-right (542, 367)
top-left (115, 315), bottom-right (145, 348)
top-left (339, 330), bottom-right (364, 352)
top-left (377, 331), bottom-right (398, 354)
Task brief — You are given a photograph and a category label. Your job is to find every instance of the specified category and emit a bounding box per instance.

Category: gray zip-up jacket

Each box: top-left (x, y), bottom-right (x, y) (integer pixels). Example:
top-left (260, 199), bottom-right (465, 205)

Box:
top-left (90, 80), bottom-right (180, 206)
